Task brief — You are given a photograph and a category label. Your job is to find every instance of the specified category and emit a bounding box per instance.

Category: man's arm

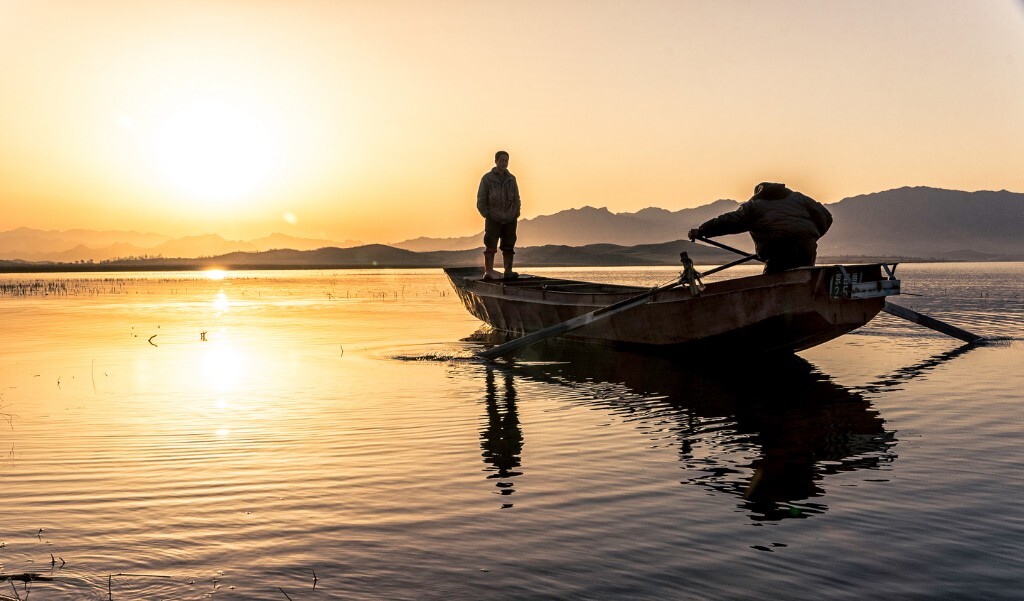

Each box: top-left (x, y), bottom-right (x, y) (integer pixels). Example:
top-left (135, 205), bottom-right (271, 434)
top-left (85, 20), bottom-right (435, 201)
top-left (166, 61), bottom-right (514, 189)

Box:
top-left (688, 203), bottom-right (752, 240)
top-left (511, 176), bottom-right (521, 219)
top-left (476, 177), bottom-right (489, 219)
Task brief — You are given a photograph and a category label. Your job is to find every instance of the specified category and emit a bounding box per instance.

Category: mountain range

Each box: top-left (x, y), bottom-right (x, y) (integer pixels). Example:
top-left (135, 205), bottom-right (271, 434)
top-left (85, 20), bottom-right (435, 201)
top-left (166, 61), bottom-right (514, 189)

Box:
top-left (393, 187), bottom-right (1024, 260)
top-left (0, 230), bottom-right (363, 263)
top-left (2, 187), bottom-right (1021, 269)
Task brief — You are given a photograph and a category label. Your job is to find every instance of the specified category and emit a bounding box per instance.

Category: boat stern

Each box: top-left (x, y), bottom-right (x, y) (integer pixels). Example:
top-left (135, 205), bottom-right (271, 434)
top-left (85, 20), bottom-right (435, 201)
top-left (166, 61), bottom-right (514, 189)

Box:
top-left (827, 263), bottom-right (900, 300)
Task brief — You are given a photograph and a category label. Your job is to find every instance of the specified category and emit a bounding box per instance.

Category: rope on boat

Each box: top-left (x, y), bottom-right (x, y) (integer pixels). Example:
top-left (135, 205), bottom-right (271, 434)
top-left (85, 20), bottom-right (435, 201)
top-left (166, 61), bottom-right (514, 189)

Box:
top-left (679, 252), bottom-right (706, 295)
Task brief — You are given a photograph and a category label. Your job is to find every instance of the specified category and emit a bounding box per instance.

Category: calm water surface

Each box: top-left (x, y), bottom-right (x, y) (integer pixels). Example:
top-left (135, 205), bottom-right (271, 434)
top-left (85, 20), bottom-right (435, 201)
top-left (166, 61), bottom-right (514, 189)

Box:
top-left (1, 264), bottom-right (1021, 600)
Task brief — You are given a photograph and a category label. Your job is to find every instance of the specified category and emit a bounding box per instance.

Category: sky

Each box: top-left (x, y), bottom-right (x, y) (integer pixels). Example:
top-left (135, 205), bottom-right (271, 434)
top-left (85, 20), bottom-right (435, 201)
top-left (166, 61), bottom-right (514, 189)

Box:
top-left (1, 0), bottom-right (1022, 244)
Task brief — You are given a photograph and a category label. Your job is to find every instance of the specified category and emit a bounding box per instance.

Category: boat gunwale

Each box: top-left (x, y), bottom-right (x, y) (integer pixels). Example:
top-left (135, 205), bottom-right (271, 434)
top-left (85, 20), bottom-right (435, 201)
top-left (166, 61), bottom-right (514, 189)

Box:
top-left (443, 263), bottom-right (891, 297)
top-left (444, 264), bottom-right (852, 304)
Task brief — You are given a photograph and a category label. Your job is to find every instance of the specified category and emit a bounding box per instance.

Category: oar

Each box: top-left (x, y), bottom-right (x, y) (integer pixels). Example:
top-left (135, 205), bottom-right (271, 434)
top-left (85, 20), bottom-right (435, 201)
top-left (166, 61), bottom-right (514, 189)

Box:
top-left (882, 302), bottom-right (983, 343)
top-left (697, 253), bottom-right (761, 277)
top-left (477, 276), bottom-right (686, 360)
top-left (694, 236), bottom-right (984, 343)
top-left (692, 236), bottom-right (758, 260)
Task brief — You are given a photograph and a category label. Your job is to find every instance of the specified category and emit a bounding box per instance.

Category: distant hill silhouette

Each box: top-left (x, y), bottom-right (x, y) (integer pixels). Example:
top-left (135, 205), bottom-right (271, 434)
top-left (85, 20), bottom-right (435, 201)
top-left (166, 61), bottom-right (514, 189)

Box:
top-left (0, 227), bottom-right (171, 258)
top-left (0, 229), bottom-right (362, 262)
top-left (1, 187), bottom-right (1021, 267)
top-left (210, 244), bottom-right (432, 267)
top-left (824, 187), bottom-right (1023, 258)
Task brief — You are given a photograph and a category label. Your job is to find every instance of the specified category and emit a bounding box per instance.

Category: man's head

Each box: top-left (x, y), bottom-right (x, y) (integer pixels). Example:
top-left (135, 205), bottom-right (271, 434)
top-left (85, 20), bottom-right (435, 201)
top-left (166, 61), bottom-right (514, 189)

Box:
top-left (751, 182), bottom-right (790, 200)
top-left (494, 150), bottom-right (509, 171)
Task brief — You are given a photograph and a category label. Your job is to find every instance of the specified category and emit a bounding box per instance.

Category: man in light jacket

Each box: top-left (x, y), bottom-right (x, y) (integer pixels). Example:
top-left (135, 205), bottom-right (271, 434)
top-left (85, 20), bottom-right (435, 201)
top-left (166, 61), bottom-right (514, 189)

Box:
top-left (477, 150), bottom-right (522, 280)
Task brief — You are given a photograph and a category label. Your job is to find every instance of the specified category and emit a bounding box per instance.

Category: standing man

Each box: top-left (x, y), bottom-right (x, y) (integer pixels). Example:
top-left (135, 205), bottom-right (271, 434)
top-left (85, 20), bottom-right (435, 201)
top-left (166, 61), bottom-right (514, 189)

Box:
top-left (688, 182), bottom-right (833, 274)
top-left (477, 150), bottom-right (521, 280)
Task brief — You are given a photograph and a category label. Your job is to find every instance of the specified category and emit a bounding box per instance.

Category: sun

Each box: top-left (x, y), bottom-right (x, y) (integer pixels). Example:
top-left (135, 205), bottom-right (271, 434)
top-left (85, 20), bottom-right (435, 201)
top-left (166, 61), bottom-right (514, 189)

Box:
top-left (152, 100), bottom-right (282, 204)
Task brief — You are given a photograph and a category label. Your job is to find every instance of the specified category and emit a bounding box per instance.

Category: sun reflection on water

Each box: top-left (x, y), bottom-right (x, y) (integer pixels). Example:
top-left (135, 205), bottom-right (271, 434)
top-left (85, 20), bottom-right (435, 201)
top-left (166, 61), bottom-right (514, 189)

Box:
top-left (202, 328), bottom-right (242, 440)
top-left (213, 291), bottom-right (230, 313)
top-left (201, 338), bottom-right (243, 394)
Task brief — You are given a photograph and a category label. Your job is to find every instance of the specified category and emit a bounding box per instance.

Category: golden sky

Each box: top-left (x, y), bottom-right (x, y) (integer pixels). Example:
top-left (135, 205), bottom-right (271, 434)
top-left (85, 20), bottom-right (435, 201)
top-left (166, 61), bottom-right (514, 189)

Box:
top-left (1, 0), bottom-right (1022, 243)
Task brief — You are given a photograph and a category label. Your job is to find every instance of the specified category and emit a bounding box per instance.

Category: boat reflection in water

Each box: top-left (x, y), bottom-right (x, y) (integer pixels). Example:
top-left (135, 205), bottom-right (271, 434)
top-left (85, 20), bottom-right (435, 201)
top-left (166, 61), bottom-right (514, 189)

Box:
top-left (467, 330), bottom-right (902, 521)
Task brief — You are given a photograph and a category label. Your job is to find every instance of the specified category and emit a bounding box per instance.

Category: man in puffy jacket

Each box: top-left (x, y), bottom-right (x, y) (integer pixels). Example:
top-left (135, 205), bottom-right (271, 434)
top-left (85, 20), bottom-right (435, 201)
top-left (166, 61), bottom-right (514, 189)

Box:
top-left (688, 182), bottom-right (832, 274)
top-left (477, 150), bottom-right (522, 280)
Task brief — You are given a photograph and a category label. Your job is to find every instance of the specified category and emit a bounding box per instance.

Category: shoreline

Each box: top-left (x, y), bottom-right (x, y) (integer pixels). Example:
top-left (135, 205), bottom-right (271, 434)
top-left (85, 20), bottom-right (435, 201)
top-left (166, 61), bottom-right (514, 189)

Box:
top-left (0, 256), bottom-right (1012, 274)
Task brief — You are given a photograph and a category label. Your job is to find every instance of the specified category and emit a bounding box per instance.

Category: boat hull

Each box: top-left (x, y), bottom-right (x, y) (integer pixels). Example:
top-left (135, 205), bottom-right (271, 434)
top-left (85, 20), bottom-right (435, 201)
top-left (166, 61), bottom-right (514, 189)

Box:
top-left (444, 264), bottom-right (900, 354)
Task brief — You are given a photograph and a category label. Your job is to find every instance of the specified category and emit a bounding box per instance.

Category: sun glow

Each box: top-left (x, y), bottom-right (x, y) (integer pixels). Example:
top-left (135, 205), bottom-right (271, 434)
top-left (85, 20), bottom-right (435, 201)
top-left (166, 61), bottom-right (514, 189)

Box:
top-left (152, 100), bottom-right (282, 204)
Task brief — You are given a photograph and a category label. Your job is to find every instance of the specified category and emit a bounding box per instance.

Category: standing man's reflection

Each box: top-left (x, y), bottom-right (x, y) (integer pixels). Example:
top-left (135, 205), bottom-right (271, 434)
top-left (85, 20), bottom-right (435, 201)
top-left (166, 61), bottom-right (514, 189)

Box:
top-left (481, 366), bottom-right (523, 507)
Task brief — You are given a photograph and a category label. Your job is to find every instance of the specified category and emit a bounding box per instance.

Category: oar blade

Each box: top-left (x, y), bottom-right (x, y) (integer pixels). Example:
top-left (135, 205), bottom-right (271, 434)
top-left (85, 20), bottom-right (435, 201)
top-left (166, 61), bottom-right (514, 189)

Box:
top-left (882, 301), bottom-right (983, 343)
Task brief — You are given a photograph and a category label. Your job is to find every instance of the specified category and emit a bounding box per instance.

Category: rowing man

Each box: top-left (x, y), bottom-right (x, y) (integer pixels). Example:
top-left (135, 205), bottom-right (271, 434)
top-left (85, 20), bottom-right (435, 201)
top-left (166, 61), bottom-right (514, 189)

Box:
top-left (688, 182), bottom-right (833, 274)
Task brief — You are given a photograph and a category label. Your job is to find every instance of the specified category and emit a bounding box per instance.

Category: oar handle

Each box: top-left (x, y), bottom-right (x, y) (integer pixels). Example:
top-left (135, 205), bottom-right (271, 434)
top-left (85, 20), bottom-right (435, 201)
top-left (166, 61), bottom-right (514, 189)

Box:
top-left (700, 253), bottom-right (760, 277)
top-left (693, 236), bottom-right (759, 260)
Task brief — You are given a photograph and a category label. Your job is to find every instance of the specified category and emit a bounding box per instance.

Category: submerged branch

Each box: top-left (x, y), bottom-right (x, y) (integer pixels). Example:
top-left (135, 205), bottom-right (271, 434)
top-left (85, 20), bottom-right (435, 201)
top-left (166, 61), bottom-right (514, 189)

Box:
top-left (0, 574), bottom-right (54, 582)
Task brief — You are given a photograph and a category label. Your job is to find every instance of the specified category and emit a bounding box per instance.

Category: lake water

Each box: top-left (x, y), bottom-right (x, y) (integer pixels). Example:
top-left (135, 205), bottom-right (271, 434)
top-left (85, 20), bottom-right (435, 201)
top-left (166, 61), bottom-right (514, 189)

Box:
top-left (1, 263), bottom-right (1021, 600)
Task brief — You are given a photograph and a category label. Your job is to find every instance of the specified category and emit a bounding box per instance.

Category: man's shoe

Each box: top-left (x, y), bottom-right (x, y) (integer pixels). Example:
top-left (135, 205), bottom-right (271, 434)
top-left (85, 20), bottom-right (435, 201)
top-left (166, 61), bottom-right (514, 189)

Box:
top-left (503, 271), bottom-right (519, 280)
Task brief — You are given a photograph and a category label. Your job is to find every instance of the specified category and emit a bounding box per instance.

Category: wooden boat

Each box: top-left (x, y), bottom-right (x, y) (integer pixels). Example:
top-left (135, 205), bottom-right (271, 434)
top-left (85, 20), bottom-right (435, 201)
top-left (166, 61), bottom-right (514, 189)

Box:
top-left (444, 263), bottom-right (901, 354)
